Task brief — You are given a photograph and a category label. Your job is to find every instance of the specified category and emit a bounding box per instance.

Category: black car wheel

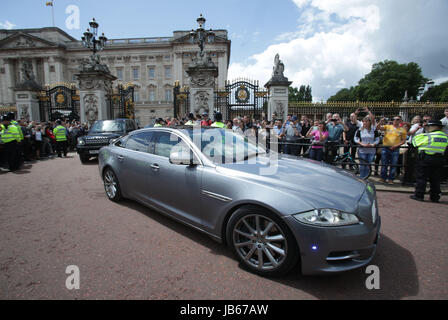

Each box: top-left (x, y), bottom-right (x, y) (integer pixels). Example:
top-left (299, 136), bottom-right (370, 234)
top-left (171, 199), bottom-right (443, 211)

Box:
top-left (227, 206), bottom-right (299, 277)
top-left (80, 154), bottom-right (89, 163)
top-left (103, 168), bottom-right (123, 202)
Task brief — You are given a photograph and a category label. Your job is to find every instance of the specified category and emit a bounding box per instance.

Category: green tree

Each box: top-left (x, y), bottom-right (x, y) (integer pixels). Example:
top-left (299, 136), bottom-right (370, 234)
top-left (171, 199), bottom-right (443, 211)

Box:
top-left (289, 85), bottom-right (313, 102)
top-left (421, 81), bottom-right (448, 102)
top-left (328, 60), bottom-right (427, 101)
top-left (304, 85), bottom-right (312, 102)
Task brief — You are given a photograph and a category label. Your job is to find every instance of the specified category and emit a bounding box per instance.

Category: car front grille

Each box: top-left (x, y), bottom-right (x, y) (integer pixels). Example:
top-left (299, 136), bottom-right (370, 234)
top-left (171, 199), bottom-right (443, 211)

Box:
top-left (85, 138), bottom-right (109, 145)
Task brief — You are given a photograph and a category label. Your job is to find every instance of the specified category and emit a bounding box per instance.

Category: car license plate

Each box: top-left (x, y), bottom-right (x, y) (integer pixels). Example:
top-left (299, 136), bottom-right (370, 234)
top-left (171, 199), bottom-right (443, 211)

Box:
top-left (89, 150), bottom-right (99, 155)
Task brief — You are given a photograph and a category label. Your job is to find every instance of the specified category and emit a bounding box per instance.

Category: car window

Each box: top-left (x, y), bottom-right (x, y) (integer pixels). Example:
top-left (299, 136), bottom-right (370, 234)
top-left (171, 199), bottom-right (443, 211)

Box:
top-left (154, 132), bottom-right (187, 158)
top-left (126, 120), bottom-right (135, 132)
top-left (125, 132), bottom-right (153, 153)
top-left (90, 120), bottom-right (125, 134)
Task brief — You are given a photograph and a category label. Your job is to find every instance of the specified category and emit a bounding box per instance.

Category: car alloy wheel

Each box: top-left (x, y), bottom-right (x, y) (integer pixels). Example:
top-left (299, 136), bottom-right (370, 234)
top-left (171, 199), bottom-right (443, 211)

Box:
top-left (103, 169), bottom-right (122, 202)
top-left (227, 206), bottom-right (298, 277)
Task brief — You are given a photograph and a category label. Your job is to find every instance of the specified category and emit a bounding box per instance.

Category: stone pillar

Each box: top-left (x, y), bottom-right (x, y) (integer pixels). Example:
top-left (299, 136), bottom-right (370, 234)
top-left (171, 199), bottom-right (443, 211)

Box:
top-left (265, 54), bottom-right (292, 121)
top-left (14, 90), bottom-right (40, 121)
top-left (4, 58), bottom-right (15, 103)
top-left (186, 52), bottom-right (218, 116)
top-left (13, 59), bottom-right (42, 121)
top-left (76, 70), bottom-right (117, 125)
top-left (43, 58), bottom-right (51, 85)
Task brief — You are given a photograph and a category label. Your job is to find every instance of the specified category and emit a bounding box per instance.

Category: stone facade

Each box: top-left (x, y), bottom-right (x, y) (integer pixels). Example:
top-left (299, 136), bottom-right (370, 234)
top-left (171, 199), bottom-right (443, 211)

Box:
top-left (0, 27), bottom-right (230, 126)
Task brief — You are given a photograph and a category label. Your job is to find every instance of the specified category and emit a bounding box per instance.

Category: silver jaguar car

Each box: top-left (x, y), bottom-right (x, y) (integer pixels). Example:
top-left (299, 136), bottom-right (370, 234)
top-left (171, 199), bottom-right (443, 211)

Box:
top-left (98, 126), bottom-right (381, 277)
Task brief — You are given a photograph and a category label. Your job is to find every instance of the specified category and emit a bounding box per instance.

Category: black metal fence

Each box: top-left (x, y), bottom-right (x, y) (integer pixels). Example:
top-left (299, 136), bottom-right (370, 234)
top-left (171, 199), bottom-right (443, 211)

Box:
top-left (264, 133), bottom-right (447, 185)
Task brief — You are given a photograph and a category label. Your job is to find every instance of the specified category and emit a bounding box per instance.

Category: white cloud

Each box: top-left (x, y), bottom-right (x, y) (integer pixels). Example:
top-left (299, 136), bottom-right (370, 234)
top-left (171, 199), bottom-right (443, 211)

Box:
top-left (0, 20), bottom-right (16, 30)
top-left (229, 0), bottom-right (380, 101)
top-left (228, 0), bottom-right (447, 101)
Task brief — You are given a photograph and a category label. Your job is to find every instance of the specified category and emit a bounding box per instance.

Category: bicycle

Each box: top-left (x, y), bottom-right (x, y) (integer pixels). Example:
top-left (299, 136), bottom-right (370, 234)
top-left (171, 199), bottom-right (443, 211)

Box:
top-left (333, 151), bottom-right (360, 176)
top-left (333, 152), bottom-right (373, 180)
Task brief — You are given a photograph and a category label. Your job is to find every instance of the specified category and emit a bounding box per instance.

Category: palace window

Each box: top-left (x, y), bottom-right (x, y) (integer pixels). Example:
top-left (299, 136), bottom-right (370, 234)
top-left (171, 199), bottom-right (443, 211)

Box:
top-left (149, 89), bottom-right (156, 102)
top-left (148, 67), bottom-right (155, 80)
top-left (132, 67), bottom-right (140, 80)
top-left (116, 68), bottom-right (123, 81)
top-left (165, 89), bottom-right (172, 102)
top-left (164, 66), bottom-right (172, 79)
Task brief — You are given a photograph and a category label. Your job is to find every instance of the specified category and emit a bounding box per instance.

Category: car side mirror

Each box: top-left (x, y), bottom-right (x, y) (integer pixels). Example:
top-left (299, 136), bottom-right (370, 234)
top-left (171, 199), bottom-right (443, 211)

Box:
top-left (169, 150), bottom-right (199, 166)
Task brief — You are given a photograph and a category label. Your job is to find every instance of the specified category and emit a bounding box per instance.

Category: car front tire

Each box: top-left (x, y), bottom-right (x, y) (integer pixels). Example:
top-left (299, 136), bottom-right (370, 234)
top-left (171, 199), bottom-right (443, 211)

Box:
top-left (79, 153), bottom-right (89, 163)
top-left (226, 205), bottom-right (299, 277)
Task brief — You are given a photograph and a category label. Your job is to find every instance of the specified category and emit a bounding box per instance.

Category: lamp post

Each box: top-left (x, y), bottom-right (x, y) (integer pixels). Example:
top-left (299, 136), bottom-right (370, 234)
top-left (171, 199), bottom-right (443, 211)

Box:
top-left (81, 18), bottom-right (108, 57)
top-left (189, 14), bottom-right (215, 54)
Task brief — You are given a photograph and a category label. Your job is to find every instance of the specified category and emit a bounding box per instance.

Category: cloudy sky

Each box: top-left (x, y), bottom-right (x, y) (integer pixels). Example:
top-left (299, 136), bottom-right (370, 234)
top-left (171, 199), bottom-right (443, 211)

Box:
top-left (1, 0), bottom-right (447, 101)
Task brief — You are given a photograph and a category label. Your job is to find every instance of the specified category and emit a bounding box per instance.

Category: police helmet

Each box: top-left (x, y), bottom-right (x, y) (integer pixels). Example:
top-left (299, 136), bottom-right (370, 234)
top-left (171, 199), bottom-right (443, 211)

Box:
top-left (427, 120), bottom-right (443, 127)
top-left (7, 112), bottom-right (15, 121)
top-left (214, 112), bottom-right (223, 122)
top-left (1, 115), bottom-right (10, 122)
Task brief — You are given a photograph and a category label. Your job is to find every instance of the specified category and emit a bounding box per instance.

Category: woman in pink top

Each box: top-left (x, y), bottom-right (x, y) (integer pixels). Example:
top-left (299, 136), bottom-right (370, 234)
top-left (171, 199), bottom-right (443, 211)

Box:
top-left (306, 121), bottom-right (329, 161)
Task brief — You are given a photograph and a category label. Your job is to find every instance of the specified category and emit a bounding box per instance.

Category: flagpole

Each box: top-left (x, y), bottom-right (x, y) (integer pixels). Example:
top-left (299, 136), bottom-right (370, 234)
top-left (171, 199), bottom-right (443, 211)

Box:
top-left (52, 1), bottom-right (55, 27)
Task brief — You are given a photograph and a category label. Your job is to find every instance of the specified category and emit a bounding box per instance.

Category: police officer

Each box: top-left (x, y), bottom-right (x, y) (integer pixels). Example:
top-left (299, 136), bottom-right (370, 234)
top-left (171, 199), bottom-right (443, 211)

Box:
top-left (7, 112), bottom-right (24, 166)
top-left (211, 112), bottom-right (226, 128)
top-left (410, 120), bottom-right (448, 203)
top-left (0, 115), bottom-right (20, 171)
top-left (53, 119), bottom-right (68, 157)
top-left (184, 113), bottom-right (196, 126)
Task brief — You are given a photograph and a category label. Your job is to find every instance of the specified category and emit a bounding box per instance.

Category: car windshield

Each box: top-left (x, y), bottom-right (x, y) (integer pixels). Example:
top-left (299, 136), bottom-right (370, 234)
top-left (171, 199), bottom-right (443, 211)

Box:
top-left (182, 127), bottom-right (267, 164)
top-left (90, 120), bottom-right (125, 133)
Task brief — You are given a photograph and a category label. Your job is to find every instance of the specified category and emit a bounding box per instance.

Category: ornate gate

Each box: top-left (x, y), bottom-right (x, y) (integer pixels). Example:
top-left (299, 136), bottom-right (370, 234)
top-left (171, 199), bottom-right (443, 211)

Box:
top-left (108, 83), bottom-right (135, 120)
top-left (173, 82), bottom-right (190, 119)
top-left (38, 83), bottom-right (80, 122)
top-left (217, 79), bottom-right (268, 120)
top-left (173, 79), bottom-right (268, 120)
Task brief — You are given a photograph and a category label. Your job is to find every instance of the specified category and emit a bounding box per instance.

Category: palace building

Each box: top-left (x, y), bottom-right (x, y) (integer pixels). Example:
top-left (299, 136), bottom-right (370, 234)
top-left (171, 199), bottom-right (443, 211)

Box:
top-left (0, 26), bottom-right (231, 125)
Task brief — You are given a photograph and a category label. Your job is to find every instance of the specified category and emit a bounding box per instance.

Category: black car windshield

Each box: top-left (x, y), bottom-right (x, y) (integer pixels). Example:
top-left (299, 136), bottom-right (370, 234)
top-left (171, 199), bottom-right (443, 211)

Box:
top-left (182, 127), bottom-right (267, 163)
top-left (90, 120), bottom-right (125, 133)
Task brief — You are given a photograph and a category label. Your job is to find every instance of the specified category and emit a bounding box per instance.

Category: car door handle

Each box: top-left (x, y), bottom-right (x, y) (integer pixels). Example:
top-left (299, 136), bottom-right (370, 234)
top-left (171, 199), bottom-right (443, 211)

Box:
top-left (117, 155), bottom-right (124, 162)
top-left (150, 164), bottom-right (160, 170)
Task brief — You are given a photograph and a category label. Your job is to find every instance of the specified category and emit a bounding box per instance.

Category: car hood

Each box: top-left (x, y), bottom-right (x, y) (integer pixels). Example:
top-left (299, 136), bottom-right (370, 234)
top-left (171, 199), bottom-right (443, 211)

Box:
top-left (216, 155), bottom-right (367, 213)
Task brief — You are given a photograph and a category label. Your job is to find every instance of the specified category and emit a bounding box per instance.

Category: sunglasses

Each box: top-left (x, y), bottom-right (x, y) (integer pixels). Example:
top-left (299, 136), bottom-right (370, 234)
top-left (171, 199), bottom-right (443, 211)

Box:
top-left (393, 118), bottom-right (401, 121)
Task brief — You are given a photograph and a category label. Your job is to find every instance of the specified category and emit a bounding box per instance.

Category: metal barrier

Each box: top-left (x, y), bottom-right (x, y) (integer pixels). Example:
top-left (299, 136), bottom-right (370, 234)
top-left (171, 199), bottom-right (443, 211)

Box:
top-left (265, 135), bottom-right (447, 185)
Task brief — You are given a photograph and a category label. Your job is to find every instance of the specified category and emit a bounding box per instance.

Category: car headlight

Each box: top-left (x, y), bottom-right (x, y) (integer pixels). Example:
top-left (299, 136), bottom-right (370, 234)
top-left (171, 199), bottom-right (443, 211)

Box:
top-left (293, 209), bottom-right (359, 227)
top-left (77, 138), bottom-right (85, 146)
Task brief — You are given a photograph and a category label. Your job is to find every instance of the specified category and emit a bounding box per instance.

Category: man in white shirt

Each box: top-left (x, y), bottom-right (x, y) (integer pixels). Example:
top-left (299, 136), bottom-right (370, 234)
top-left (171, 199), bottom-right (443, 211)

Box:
top-left (441, 108), bottom-right (448, 135)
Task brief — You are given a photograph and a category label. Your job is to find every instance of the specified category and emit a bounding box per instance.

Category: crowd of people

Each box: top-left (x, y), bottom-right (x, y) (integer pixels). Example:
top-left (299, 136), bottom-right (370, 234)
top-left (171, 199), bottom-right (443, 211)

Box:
top-left (0, 112), bottom-right (89, 172)
top-left (2, 107), bottom-right (447, 201)
top-left (149, 108), bottom-right (448, 197)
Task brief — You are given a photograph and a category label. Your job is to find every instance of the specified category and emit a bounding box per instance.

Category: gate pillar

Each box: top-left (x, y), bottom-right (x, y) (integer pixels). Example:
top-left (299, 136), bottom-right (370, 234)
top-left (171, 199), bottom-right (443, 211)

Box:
top-left (76, 70), bottom-right (116, 126)
top-left (14, 59), bottom-right (42, 121)
top-left (14, 90), bottom-right (41, 122)
top-left (186, 52), bottom-right (218, 117)
top-left (265, 54), bottom-right (292, 121)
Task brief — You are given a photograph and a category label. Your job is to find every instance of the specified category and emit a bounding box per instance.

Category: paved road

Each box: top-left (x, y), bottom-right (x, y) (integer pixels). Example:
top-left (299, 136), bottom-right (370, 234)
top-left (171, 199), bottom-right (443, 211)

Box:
top-left (0, 153), bottom-right (447, 300)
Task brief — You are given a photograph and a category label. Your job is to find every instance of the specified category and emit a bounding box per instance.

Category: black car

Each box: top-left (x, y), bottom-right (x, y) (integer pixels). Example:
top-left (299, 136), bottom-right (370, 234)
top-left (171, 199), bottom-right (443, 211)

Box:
top-left (77, 119), bottom-right (137, 163)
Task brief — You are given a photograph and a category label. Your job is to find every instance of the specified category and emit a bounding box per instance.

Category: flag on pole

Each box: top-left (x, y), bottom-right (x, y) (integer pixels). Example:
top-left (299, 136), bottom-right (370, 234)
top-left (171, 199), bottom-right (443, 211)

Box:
top-left (46, 1), bottom-right (55, 27)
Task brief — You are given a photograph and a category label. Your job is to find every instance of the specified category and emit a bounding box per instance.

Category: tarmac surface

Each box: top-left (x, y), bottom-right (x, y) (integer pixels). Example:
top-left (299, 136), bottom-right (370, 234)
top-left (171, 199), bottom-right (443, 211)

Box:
top-left (0, 153), bottom-right (447, 300)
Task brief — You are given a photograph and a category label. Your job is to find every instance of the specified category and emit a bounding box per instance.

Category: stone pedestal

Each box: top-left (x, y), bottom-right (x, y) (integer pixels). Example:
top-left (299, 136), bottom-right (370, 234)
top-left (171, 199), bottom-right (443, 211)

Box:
top-left (265, 54), bottom-right (292, 121)
top-left (14, 90), bottom-right (40, 121)
top-left (76, 70), bottom-right (116, 125)
top-left (265, 81), bottom-right (292, 122)
top-left (14, 76), bottom-right (42, 121)
top-left (186, 53), bottom-right (219, 116)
